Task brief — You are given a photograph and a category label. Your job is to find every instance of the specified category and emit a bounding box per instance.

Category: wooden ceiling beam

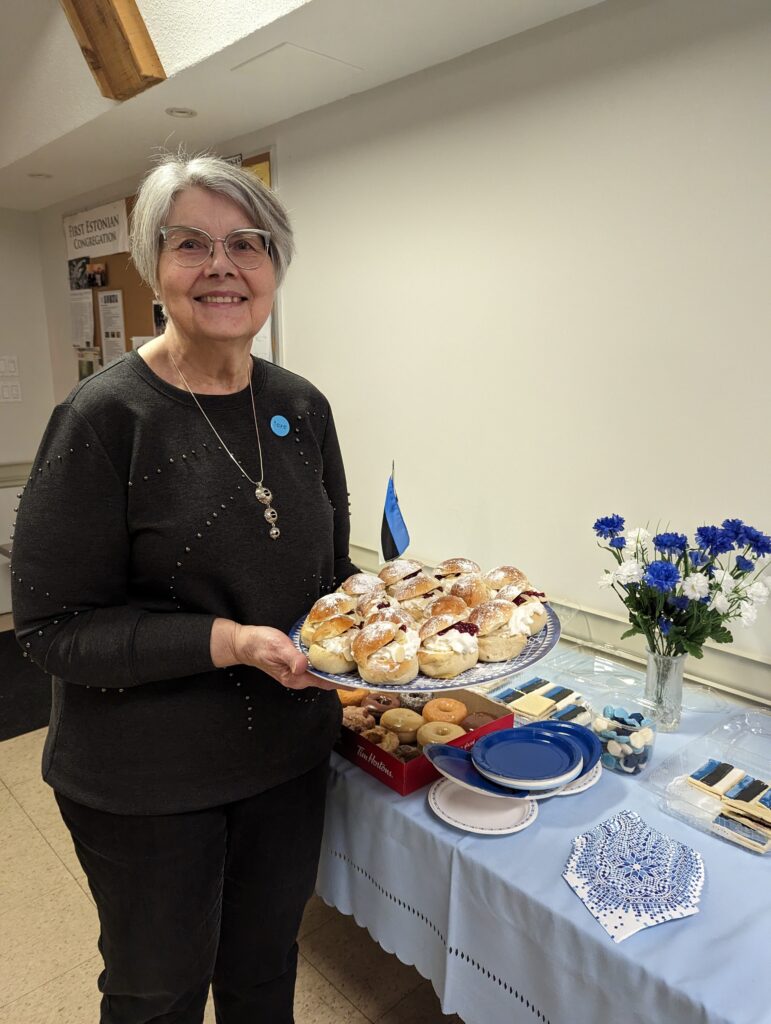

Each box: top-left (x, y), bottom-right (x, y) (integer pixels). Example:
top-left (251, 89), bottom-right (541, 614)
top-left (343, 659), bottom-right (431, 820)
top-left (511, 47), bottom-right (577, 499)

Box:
top-left (59, 0), bottom-right (165, 102)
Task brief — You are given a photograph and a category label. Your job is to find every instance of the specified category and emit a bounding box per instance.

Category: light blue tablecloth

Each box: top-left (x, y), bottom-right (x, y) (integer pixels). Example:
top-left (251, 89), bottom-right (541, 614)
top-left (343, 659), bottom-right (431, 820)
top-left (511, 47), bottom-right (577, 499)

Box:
top-left (316, 648), bottom-right (771, 1024)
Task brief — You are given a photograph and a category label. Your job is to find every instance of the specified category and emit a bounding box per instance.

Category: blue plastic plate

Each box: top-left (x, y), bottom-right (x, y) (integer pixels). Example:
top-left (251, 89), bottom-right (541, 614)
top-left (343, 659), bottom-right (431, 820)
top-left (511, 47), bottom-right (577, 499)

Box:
top-left (424, 745), bottom-right (532, 799)
top-left (522, 721), bottom-right (602, 778)
top-left (471, 728), bottom-right (583, 790)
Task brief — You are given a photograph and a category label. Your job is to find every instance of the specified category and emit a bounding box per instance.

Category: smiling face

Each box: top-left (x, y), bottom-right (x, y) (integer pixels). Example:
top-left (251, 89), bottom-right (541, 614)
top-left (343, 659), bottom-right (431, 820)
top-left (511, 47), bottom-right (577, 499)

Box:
top-left (156, 186), bottom-right (276, 350)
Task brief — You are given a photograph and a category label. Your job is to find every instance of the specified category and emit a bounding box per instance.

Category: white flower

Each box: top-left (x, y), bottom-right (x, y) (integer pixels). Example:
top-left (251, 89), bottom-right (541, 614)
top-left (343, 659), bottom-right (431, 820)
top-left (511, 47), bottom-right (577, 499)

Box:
top-left (713, 569), bottom-right (737, 594)
top-left (682, 573), bottom-right (710, 600)
top-left (615, 559), bottom-right (644, 585)
top-left (626, 527), bottom-right (651, 546)
top-left (710, 592), bottom-right (730, 614)
top-left (739, 600), bottom-right (758, 627)
top-left (745, 580), bottom-right (769, 606)
top-left (598, 572), bottom-right (616, 590)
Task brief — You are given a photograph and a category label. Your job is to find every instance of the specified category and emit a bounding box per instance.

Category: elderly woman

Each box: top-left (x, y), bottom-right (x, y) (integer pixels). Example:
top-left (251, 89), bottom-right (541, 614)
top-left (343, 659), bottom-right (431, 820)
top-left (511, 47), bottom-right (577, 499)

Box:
top-left (11, 153), bottom-right (357, 1023)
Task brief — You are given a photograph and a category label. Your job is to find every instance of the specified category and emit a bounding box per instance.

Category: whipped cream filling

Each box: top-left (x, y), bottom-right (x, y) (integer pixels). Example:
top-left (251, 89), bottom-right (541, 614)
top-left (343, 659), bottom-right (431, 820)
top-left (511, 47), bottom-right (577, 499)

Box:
top-left (502, 600), bottom-right (545, 636)
top-left (401, 595), bottom-right (438, 617)
top-left (320, 633), bottom-right (355, 659)
top-left (422, 630), bottom-right (478, 655)
top-left (370, 629), bottom-right (420, 665)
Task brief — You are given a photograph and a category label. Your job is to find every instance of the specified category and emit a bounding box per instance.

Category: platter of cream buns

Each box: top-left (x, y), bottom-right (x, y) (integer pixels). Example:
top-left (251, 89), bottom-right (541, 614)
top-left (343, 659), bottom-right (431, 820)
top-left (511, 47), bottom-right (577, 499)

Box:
top-left (289, 557), bottom-right (561, 693)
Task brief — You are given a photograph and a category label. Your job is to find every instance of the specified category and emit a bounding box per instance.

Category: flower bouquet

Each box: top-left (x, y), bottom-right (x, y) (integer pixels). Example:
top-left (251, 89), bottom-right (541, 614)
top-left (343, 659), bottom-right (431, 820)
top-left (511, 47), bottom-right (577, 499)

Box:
top-left (593, 515), bottom-right (770, 729)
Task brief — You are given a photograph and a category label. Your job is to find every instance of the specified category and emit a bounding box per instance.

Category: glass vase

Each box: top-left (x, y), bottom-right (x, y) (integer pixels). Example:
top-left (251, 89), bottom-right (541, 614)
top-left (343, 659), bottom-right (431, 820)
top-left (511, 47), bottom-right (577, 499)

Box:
top-left (644, 650), bottom-right (687, 732)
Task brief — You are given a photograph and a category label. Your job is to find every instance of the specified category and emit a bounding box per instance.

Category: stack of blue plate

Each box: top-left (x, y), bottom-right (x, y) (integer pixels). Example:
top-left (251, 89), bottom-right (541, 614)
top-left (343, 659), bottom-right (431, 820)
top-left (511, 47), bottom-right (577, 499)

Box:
top-left (425, 722), bottom-right (601, 800)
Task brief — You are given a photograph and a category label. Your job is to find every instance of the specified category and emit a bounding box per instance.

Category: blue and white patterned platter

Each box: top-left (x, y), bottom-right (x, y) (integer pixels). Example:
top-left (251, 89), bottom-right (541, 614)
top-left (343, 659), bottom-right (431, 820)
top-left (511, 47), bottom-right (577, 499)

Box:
top-left (563, 809), bottom-right (705, 942)
top-left (428, 779), bottom-right (539, 835)
top-left (472, 728), bottom-right (584, 790)
top-left (289, 604), bottom-right (561, 693)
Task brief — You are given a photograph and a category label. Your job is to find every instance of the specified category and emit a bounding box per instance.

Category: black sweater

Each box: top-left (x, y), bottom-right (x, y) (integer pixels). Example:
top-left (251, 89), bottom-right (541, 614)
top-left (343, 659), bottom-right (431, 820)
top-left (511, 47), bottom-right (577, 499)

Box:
top-left (11, 351), bottom-right (357, 814)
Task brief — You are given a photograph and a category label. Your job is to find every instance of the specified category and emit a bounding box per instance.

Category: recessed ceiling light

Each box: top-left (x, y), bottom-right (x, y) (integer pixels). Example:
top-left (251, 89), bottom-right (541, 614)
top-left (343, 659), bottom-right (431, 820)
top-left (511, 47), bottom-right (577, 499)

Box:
top-left (165, 107), bottom-right (197, 118)
top-left (28, 172), bottom-right (53, 179)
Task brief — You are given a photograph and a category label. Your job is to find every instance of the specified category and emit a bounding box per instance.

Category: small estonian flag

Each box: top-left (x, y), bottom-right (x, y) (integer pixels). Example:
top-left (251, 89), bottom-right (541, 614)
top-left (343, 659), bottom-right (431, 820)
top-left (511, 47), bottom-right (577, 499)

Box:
top-left (381, 463), bottom-right (410, 561)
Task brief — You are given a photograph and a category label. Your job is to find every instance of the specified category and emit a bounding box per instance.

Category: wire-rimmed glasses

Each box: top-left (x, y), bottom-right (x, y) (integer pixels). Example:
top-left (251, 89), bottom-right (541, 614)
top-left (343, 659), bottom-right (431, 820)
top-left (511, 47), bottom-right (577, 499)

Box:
top-left (160, 225), bottom-right (271, 270)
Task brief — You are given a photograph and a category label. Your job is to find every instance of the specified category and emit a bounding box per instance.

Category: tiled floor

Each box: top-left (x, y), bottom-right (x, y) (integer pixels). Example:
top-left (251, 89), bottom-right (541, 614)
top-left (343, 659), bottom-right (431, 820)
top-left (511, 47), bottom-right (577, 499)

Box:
top-left (0, 722), bottom-right (462, 1023)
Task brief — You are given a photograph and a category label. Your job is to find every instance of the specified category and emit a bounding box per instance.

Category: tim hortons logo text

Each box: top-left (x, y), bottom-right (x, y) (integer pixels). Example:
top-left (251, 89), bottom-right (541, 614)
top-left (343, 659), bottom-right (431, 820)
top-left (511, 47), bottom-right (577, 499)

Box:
top-left (356, 746), bottom-right (393, 777)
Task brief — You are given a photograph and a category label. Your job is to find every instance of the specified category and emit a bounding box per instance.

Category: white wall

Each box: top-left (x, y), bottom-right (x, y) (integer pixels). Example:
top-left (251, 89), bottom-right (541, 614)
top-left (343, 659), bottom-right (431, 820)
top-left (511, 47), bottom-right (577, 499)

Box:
top-left (34, 0), bottom-right (771, 687)
top-left (0, 207), bottom-right (55, 611)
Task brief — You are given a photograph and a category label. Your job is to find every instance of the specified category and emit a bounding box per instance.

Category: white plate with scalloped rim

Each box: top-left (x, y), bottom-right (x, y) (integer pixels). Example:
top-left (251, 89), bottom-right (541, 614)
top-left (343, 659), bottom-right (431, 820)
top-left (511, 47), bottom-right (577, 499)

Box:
top-left (428, 779), bottom-right (539, 835)
top-left (289, 605), bottom-right (561, 693)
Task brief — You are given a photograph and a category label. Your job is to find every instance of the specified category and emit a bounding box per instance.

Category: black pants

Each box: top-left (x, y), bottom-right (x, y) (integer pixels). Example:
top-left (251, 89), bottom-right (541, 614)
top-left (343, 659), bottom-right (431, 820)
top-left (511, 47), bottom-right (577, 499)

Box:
top-left (56, 759), bottom-right (330, 1024)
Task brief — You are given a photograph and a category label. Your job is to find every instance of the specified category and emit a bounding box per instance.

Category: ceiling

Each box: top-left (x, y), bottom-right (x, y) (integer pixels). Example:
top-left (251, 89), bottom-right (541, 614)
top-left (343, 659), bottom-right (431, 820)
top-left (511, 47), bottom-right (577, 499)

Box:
top-left (1, 0), bottom-right (607, 212)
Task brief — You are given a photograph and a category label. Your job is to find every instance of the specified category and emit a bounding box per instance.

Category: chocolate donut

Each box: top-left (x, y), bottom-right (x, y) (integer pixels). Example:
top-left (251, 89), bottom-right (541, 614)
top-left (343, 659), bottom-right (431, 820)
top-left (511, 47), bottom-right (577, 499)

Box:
top-left (361, 692), bottom-right (402, 718)
top-left (460, 712), bottom-right (497, 731)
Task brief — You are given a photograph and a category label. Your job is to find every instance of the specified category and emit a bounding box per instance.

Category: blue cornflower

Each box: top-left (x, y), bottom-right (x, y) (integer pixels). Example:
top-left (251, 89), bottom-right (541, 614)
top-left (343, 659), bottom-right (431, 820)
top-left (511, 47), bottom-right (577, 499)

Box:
top-left (735, 555), bottom-right (755, 573)
top-left (742, 526), bottom-right (771, 559)
top-left (653, 532), bottom-right (688, 556)
top-left (689, 549), bottom-right (708, 567)
top-left (721, 519), bottom-right (748, 545)
top-left (609, 537), bottom-right (626, 550)
top-left (644, 560), bottom-right (681, 593)
top-left (593, 514), bottom-right (625, 539)
top-left (695, 525), bottom-right (735, 556)
top-left (658, 617), bottom-right (672, 636)
top-left (667, 595), bottom-right (689, 611)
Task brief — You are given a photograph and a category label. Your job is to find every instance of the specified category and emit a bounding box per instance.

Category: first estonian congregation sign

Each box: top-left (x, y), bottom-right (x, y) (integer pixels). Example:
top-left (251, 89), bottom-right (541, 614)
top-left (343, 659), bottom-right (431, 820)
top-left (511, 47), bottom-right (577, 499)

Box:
top-left (63, 200), bottom-right (129, 261)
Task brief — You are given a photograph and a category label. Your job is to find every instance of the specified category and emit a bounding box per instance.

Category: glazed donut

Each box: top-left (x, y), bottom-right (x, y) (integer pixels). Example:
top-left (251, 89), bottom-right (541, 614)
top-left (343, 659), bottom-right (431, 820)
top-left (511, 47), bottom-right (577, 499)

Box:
top-left (336, 687), bottom-right (367, 707)
top-left (378, 558), bottom-right (423, 587)
top-left (339, 572), bottom-right (385, 597)
top-left (460, 712), bottom-right (497, 731)
top-left (342, 707), bottom-right (376, 733)
top-left (307, 615), bottom-right (358, 674)
top-left (416, 721), bottom-right (466, 748)
top-left (423, 697), bottom-right (468, 725)
top-left (380, 708), bottom-right (425, 744)
top-left (300, 592), bottom-right (357, 646)
top-left (361, 692), bottom-right (402, 718)
top-left (361, 726), bottom-right (400, 753)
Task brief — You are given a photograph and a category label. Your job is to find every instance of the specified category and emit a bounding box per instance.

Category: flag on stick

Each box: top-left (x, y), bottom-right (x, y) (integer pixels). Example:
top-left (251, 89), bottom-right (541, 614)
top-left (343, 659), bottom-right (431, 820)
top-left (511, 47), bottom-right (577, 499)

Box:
top-left (381, 463), bottom-right (410, 561)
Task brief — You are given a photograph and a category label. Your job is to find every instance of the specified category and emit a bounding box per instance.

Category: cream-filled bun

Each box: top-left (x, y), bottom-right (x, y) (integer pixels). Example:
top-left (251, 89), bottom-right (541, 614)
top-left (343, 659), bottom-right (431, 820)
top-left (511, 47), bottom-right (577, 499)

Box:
top-left (418, 613), bottom-right (479, 678)
top-left (503, 595), bottom-right (548, 636)
top-left (301, 592), bottom-right (357, 646)
top-left (469, 599), bottom-right (529, 663)
top-left (356, 591), bottom-right (397, 620)
top-left (308, 615), bottom-right (359, 674)
top-left (365, 605), bottom-right (415, 630)
top-left (389, 572), bottom-right (443, 622)
top-left (351, 621), bottom-right (420, 686)
top-left (449, 575), bottom-right (491, 609)
top-left (339, 572), bottom-right (385, 597)
top-left (483, 565), bottom-right (531, 594)
top-left (378, 558), bottom-right (423, 587)
top-left (423, 593), bottom-right (470, 621)
top-left (433, 558), bottom-right (481, 592)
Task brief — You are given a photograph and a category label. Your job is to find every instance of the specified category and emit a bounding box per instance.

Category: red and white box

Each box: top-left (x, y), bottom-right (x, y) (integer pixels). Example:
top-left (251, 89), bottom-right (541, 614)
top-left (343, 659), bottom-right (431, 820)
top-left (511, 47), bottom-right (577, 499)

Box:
top-left (335, 688), bottom-right (518, 796)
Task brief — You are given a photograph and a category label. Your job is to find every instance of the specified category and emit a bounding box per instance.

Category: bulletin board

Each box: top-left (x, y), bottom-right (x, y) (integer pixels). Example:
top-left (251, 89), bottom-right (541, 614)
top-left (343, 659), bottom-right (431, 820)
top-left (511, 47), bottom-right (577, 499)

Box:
top-left (75, 151), bottom-right (274, 358)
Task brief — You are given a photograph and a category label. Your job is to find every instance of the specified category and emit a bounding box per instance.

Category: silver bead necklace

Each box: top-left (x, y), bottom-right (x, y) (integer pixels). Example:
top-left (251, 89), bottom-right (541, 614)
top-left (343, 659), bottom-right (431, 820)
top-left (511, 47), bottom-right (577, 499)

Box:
top-left (168, 349), bottom-right (280, 540)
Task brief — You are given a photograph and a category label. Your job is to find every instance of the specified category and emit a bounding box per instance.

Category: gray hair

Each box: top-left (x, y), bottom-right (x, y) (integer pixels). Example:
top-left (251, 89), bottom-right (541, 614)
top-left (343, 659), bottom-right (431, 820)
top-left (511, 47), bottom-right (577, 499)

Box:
top-left (130, 152), bottom-right (294, 291)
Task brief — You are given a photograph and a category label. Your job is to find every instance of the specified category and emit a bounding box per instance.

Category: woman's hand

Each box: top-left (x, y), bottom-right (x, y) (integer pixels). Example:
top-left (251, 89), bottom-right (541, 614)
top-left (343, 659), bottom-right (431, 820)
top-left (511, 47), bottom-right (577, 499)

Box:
top-left (210, 618), bottom-right (337, 691)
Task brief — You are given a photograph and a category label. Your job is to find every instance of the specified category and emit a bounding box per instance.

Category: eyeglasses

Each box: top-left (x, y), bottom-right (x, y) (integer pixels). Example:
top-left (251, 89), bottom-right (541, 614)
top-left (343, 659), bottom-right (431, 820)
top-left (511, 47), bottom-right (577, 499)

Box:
top-left (160, 225), bottom-right (271, 270)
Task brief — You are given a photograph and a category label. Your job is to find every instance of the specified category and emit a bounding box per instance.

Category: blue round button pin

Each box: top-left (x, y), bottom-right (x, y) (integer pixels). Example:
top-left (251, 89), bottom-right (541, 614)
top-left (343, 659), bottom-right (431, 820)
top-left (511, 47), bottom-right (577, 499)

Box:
top-left (270, 415), bottom-right (290, 437)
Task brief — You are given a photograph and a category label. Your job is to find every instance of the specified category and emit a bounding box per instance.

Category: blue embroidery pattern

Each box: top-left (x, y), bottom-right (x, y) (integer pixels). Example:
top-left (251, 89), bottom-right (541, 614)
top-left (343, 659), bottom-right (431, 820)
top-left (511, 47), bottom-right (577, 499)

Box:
top-left (563, 810), bottom-right (704, 942)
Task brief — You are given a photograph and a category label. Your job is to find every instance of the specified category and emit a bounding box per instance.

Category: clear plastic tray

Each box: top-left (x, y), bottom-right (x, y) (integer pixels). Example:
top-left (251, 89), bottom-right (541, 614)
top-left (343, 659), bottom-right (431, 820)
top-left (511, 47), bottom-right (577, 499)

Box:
top-left (644, 710), bottom-right (771, 854)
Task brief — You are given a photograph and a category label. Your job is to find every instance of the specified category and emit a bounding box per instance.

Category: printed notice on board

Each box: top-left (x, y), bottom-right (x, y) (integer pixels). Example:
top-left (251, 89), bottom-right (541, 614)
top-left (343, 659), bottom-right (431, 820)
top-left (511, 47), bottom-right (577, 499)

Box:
top-left (98, 289), bottom-right (126, 364)
top-left (70, 290), bottom-right (94, 347)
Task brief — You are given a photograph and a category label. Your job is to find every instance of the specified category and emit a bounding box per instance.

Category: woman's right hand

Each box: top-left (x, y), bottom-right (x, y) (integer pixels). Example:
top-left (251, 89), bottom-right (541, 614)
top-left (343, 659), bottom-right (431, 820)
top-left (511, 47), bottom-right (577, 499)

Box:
top-left (210, 618), bottom-right (337, 691)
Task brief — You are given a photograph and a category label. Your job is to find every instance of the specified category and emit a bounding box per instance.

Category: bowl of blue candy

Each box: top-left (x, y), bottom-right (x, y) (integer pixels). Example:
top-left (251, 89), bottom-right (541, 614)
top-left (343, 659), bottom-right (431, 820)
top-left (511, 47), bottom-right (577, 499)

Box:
top-left (590, 699), bottom-right (657, 776)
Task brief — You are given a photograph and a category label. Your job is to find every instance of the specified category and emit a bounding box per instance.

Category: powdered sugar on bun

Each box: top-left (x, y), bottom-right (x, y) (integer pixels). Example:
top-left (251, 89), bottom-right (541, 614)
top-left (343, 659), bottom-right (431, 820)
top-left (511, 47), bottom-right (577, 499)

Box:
top-left (340, 573), bottom-right (385, 596)
top-left (483, 566), bottom-right (530, 592)
top-left (423, 594), bottom-right (469, 620)
top-left (469, 599), bottom-right (516, 636)
top-left (434, 557), bottom-right (481, 578)
top-left (366, 606), bottom-right (414, 629)
top-left (378, 559), bottom-right (423, 586)
top-left (449, 576), bottom-right (491, 608)
top-left (389, 573), bottom-right (442, 602)
top-left (352, 621), bottom-right (400, 661)
top-left (308, 593), bottom-right (357, 624)
top-left (311, 615), bottom-right (358, 642)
